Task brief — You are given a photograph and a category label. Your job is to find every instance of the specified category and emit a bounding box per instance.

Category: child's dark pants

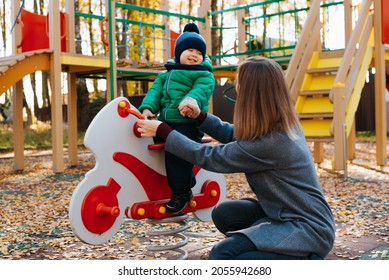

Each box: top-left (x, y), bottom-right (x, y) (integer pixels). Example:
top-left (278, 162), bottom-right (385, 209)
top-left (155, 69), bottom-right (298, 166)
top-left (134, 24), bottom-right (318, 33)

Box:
top-left (165, 123), bottom-right (203, 195)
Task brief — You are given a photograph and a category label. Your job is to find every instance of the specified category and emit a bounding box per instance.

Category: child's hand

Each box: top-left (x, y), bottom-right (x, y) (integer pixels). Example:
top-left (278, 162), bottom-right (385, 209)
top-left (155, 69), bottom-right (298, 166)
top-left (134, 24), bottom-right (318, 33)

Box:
top-left (142, 109), bottom-right (156, 119)
top-left (179, 97), bottom-right (200, 118)
top-left (179, 106), bottom-right (194, 117)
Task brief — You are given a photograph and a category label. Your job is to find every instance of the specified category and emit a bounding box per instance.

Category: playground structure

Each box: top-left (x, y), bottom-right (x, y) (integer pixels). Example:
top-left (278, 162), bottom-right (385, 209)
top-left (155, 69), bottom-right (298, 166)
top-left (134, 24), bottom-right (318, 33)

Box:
top-left (0, 0), bottom-right (388, 173)
top-left (286, 0), bottom-right (388, 171)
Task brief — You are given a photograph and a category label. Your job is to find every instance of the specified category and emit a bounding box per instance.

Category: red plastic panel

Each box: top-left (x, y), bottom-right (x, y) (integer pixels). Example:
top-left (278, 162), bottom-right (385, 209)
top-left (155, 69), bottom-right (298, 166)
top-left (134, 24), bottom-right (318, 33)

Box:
top-left (170, 30), bottom-right (180, 58)
top-left (382, 0), bottom-right (389, 44)
top-left (18, 8), bottom-right (66, 52)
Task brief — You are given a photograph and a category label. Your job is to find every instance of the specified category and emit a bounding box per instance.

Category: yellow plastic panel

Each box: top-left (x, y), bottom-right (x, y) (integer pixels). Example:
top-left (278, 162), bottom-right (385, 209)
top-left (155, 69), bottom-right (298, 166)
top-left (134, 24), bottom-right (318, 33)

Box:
top-left (315, 57), bottom-right (342, 69)
top-left (300, 97), bottom-right (333, 114)
top-left (300, 119), bottom-right (332, 137)
top-left (303, 74), bottom-right (336, 91)
top-left (60, 54), bottom-right (110, 68)
top-left (307, 52), bottom-right (320, 68)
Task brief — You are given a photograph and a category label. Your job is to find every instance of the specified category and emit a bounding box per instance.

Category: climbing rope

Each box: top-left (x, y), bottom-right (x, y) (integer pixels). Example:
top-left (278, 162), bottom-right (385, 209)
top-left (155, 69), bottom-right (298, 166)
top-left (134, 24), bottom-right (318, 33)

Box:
top-left (3, 0), bottom-right (25, 50)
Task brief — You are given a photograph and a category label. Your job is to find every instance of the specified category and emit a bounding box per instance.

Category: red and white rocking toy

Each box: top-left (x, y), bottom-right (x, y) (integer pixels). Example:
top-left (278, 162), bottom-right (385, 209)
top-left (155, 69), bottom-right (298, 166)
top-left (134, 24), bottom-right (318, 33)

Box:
top-left (69, 97), bottom-right (226, 245)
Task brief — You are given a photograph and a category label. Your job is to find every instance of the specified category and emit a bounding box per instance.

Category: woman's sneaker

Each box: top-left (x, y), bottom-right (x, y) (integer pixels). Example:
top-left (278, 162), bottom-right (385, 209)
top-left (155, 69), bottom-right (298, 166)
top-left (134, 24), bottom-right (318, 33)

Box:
top-left (166, 191), bottom-right (193, 214)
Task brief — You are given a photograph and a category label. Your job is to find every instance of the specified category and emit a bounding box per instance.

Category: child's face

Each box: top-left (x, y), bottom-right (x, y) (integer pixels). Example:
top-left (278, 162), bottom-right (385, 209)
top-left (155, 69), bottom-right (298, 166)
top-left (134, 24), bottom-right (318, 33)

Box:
top-left (179, 48), bottom-right (203, 65)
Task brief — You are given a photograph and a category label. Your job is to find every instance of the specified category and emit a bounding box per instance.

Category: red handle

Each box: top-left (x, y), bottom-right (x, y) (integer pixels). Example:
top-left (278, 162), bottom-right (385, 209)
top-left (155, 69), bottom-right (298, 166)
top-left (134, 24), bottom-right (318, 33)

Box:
top-left (118, 100), bottom-right (145, 119)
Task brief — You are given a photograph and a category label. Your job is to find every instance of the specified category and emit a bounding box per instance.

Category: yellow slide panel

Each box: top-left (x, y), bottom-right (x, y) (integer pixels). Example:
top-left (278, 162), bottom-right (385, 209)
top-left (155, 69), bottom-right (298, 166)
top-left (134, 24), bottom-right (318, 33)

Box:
top-left (0, 53), bottom-right (50, 96)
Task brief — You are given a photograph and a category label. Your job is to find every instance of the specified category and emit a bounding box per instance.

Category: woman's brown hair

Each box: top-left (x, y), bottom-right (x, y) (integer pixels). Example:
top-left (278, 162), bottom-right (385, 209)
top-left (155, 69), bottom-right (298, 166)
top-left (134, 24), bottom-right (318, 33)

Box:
top-left (233, 56), bottom-right (300, 140)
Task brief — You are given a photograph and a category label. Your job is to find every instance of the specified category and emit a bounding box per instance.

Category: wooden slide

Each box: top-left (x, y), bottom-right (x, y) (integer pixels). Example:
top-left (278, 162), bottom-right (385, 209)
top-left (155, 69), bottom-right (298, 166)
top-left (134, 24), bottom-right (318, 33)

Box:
top-left (0, 49), bottom-right (52, 96)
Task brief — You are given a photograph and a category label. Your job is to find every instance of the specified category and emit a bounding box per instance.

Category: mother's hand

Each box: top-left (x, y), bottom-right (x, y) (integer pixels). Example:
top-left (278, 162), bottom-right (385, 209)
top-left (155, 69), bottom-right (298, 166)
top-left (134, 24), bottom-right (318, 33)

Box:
top-left (136, 119), bottom-right (162, 137)
top-left (179, 97), bottom-right (200, 119)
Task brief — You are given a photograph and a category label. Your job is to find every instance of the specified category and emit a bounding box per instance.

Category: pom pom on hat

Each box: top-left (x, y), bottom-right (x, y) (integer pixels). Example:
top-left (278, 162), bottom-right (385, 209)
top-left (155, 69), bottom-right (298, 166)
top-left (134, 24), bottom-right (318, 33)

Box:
top-left (183, 22), bottom-right (200, 33)
top-left (174, 22), bottom-right (206, 63)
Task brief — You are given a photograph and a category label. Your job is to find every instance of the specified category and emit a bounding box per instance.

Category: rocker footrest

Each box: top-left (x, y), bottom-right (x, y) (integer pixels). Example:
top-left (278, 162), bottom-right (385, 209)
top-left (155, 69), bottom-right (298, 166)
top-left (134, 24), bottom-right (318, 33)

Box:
top-left (126, 180), bottom-right (221, 219)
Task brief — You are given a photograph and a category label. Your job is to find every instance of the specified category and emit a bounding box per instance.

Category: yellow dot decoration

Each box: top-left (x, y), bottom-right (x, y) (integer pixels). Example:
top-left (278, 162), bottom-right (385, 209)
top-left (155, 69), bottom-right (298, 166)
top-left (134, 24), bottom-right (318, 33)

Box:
top-left (210, 190), bottom-right (218, 197)
top-left (137, 208), bottom-right (145, 216)
top-left (159, 206), bottom-right (166, 214)
top-left (119, 101), bottom-right (126, 108)
top-left (190, 200), bottom-right (197, 208)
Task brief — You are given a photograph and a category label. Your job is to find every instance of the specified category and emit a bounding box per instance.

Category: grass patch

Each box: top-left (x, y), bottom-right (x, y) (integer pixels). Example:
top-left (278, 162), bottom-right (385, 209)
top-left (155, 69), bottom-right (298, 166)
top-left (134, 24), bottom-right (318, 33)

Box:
top-left (0, 122), bottom-right (85, 153)
top-left (356, 131), bottom-right (389, 142)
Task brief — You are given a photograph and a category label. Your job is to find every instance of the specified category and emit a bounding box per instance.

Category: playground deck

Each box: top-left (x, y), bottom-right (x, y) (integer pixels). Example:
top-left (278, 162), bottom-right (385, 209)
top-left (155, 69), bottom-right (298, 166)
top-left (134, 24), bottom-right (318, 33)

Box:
top-left (0, 141), bottom-right (388, 260)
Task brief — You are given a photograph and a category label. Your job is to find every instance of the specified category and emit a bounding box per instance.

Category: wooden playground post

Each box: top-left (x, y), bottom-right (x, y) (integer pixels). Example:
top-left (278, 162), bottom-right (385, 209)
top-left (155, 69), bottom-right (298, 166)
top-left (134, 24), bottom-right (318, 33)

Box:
top-left (333, 83), bottom-right (346, 170)
top-left (199, 0), bottom-right (211, 59)
top-left (49, 0), bottom-right (65, 173)
top-left (237, 0), bottom-right (246, 63)
top-left (11, 0), bottom-right (24, 171)
top-left (343, 0), bottom-right (352, 45)
top-left (373, 0), bottom-right (387, 167)
top-left (344, 0), bottom-right (356, 161)
top-left (65, 0), bottom-right (78, 166)
top-left (11, 80), bottom-right (24, 171)
top-left (162, 1), bottom-right (170, 63)
top-left (198, 0), bottom-right (213, 113)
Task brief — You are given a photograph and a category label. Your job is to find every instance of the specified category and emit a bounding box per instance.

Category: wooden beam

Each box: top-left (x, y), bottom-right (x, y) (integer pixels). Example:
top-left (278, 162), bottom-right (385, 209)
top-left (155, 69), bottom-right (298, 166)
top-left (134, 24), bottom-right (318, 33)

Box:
top-left (12, 81), bottom-right (24, 171)
top-left (67, 73), bottom-right (78, 166)
top-left (49, 0), bottom-right (65, 173)
top-left (333, 83), bottom-right (346, 170)
top-left (11, 0), bottom-right (24, 170)
top-left (373, 0), bottom-right (387, 166)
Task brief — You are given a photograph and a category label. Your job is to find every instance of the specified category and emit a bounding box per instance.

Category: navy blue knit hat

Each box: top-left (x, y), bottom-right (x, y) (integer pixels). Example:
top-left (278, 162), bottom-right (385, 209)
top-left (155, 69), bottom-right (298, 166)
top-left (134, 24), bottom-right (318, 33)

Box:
top-left (174, 22), bottom-right (206, 63)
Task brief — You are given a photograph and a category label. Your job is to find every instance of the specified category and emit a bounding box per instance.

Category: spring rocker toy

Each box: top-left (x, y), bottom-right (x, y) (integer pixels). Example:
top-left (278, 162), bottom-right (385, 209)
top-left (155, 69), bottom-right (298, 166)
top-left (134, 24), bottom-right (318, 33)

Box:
top-left (69, 97), bottom-right (226, 257)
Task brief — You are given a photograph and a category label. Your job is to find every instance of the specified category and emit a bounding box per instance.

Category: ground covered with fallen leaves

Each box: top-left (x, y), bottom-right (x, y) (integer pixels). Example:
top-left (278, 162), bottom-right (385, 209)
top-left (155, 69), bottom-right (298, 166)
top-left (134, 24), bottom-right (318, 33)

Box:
top-left (0, 141), bottom-right (388, 260)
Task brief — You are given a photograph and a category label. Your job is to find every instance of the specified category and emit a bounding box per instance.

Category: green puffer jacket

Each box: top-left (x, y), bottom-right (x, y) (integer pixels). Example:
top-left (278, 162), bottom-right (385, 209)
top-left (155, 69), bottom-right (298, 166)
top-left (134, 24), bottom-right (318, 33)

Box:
top-left (138, 57), bottom-right (214, 124)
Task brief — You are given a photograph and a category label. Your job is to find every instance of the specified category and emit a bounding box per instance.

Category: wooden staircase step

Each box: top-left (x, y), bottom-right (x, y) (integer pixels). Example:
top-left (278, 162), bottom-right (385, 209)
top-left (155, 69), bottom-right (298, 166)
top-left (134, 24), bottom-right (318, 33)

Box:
top-left (306, 67), bottom-right (338, 74)
top-left (298, 113), bottom-right (333, 119)
top-left (305, 136), bottom-right (334, 142)
top-left (299, 89), bottom-right (331, 96)
top-left (318, 49), bottom-right (345, 59)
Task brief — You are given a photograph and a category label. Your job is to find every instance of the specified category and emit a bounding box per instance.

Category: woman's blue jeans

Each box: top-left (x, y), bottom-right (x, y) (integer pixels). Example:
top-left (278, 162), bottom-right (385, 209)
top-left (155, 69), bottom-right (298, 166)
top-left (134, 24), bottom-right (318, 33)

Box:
top-left (208, 233), bottom-right (320, 260)
top-left (209, 198), bottom-right (323, 260)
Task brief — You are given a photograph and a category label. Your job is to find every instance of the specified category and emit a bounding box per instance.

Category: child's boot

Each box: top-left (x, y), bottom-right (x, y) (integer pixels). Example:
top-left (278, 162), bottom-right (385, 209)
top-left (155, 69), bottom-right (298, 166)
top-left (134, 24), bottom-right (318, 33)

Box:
top-left (166, 191), bottom-right (193, 214)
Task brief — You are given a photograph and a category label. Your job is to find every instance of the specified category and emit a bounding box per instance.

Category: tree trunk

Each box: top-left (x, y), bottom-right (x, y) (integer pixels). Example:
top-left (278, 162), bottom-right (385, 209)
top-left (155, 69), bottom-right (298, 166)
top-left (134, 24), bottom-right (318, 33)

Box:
top-left (211, 0), bottom-right (220, 67)
top-left (77, 79), bottom-right (91, 131)
top-left (75, 1), bottom-right (90, 131)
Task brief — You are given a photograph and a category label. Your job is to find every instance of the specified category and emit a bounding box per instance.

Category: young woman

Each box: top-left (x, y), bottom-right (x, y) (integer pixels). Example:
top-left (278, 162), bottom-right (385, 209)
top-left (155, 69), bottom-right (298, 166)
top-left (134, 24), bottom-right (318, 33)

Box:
top-left (136, 56), bottom-right (335, 260)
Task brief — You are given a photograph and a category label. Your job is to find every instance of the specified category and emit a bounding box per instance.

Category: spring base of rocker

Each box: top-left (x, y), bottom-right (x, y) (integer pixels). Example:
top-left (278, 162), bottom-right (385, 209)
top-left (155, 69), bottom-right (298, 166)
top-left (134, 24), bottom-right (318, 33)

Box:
top-left (146, 214), bottom-right (189, 260)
